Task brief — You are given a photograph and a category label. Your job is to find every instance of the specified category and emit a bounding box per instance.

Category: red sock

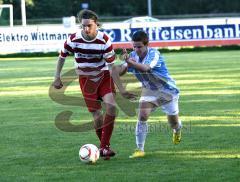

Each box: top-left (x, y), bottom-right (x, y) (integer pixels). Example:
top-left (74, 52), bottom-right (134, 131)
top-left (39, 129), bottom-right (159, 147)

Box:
top-left (100, 114), bottom-right (115, 148)
top-left (95, 128), bottom-right (102, 141)
top-left (94, 115), bottom-right (103, 142)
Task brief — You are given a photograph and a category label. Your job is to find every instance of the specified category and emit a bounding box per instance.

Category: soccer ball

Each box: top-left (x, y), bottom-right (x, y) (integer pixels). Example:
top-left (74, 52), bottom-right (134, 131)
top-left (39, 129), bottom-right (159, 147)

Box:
top-left (79, 144), bottom-right (100, 163)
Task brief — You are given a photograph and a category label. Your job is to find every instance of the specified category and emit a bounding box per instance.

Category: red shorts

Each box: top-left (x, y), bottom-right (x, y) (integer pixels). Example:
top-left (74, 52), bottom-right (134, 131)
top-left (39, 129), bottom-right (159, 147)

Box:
top-left (79, 71), bottom-right (115, 112)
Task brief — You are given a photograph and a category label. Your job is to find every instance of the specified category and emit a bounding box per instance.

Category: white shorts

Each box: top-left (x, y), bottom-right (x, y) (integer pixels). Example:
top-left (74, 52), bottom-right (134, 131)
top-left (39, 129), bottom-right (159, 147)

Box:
top-left (139, 87), bottom-right (179, 115)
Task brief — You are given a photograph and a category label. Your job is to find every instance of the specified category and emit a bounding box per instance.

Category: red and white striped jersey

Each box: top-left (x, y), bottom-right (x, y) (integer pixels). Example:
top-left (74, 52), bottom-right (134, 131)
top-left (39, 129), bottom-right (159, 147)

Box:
top-left (60, 31), bottom-right (115, 80)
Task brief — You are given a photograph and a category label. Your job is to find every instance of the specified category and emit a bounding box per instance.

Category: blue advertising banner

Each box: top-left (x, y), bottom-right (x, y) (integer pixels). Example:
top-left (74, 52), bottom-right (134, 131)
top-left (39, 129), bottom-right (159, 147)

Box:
top-left (101, 24), bottom-right (240, 48)
top-left (103, 24), bottom-right (240, 42)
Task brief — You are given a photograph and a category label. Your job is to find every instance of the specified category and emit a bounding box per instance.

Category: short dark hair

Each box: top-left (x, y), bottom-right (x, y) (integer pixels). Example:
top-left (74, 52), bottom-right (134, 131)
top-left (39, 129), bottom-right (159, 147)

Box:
top-left (132, 30), bottom-right (149, 45)
top-left (77, 9), bottom-right (98, 23)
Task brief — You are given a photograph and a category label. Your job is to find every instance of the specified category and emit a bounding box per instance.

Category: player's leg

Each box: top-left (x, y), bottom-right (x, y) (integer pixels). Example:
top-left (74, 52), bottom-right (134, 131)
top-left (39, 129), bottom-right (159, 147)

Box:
top-left (168, 114), bottom-right (182, 144)
top-left (130, 101), bottom-right (156, 158)
top-left (101, 92), bottom-right (116, 148)
top-left (91, 110), bottom-right (103, 141)
top-left (100, 92), bottom-right (116, 159)
top-left (82, 99), bottom-right (103, 141)
top-left (98, 71), bottom-right (117, 159)
top-left (161, 96), bottom-right (182, 144)
top-left (136, 101), bottom-right (154, 151)
top-left (168, 114), bottom-right (181, 130)
top-left (79, 76), bottom-right (103, 141)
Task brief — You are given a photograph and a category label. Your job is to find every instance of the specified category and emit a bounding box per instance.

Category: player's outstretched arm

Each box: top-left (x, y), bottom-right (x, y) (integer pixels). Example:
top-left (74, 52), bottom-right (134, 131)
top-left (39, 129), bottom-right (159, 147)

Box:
top-left (110, 64), bottom-right (127, 93)
top-left (126, 58), bottom-right (151, 72)
top-left (111, 65), bottom-right (137, 100)
top-left (52, 57), bottom-right (65, 89)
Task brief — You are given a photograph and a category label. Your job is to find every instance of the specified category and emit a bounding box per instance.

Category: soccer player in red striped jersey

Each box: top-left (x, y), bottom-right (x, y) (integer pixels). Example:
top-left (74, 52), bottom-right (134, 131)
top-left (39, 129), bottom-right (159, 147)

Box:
top-left (53, 9), bottom-right (135, 160)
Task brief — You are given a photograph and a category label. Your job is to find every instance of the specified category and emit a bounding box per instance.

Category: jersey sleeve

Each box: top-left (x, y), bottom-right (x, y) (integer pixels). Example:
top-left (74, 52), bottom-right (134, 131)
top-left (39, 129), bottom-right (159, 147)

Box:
top-left (102, 34), bottom-right (115, 64)
top-left (60, 33), bottom-right (75, 58)
top-left (144, 49), bottom-right (161, 69)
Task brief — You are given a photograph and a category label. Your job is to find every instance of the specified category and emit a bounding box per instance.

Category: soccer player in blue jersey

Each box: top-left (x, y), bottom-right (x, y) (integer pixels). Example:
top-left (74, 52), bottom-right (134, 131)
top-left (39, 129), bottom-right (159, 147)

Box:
top-left (112, 30), bottom-right (182, 158)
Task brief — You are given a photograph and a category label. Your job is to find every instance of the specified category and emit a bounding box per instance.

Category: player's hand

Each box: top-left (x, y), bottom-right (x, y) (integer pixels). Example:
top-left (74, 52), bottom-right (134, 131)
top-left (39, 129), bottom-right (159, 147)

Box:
top-left (121, 91), bottom-right (137, 101)
top-left (121, 48), bottom-right (129, 61)
top-left (52, 77), bottom-right (63, 89)
top-left (125, 58), bottom-right (136, 67)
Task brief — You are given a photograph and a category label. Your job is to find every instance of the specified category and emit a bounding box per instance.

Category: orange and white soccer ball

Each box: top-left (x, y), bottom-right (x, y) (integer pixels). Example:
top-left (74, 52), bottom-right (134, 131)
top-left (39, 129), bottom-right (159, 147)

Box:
top-left (79, 144), bottom-right (100, 163)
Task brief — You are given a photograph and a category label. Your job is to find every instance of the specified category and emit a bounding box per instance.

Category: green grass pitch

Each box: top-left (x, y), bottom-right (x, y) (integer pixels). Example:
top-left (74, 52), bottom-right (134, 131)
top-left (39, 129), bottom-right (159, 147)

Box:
top-left (0, 50), bottom-right (240, 181)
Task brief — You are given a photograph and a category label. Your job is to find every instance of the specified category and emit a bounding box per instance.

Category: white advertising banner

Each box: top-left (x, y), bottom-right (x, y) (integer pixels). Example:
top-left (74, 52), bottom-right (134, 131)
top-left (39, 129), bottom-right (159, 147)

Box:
top-left (0, 25), bottom-right (77, 54)
top-left (0, 17), bottom-right (240, 54)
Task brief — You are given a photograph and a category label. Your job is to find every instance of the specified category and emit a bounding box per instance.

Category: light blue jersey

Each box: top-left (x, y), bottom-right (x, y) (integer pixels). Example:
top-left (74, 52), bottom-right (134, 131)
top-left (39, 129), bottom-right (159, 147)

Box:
top-left (127, 48), bottom-right (179, 94)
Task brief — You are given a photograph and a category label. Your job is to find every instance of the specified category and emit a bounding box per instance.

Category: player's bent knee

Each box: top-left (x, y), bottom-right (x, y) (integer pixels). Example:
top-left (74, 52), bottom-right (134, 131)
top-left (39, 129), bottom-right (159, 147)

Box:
top-left (106, 104), bottom-right (117, 116)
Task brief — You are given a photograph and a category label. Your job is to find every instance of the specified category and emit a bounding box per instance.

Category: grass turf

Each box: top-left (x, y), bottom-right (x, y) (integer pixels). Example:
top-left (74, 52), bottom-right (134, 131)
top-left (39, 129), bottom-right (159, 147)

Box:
top-left (0, 50), bottom-right (240, 181)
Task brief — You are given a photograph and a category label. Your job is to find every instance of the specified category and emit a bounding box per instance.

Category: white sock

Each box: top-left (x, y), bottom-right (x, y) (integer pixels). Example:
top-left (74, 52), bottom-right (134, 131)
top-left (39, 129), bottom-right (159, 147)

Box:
top-left (135, 121), bottom-right (148, 151)
top-left (173, 120), bottom-right (182, 133)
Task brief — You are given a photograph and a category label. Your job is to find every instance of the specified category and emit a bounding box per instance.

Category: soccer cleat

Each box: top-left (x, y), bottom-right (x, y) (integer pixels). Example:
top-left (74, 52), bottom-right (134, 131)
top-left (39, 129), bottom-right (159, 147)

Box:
top-left (173, 130), bottom-right (181, 144)
top-left (99, 147), bottom-right (116, 160)
top-left (129, 149), bottom-right (145, 158)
